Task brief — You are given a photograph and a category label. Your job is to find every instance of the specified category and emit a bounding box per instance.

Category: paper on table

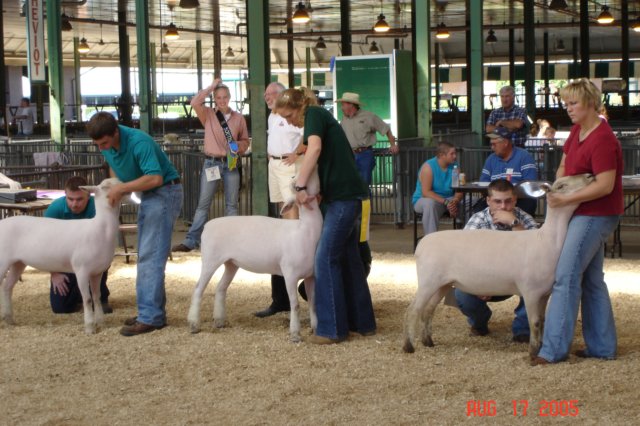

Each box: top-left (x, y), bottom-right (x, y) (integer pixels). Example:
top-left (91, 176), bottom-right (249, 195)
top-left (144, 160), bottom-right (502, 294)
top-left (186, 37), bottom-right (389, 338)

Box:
top-left (471, 182), bottom-right (490, 187)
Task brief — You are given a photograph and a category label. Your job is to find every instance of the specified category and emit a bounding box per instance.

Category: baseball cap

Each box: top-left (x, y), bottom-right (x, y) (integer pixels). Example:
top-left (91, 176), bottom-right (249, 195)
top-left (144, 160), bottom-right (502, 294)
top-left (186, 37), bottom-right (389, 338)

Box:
top-left (487, 127), bottom-right (512, 140)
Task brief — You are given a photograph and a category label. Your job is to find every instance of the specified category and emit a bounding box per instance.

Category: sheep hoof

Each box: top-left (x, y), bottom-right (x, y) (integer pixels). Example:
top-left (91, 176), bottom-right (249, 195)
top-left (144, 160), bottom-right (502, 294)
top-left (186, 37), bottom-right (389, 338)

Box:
top-left (291, 333), bottom-right (302, 343)
top-left (402, 340), bottom-right (415, 354)
top-left (421, 336), bottom-right (434, 347)
top-left (2, 315), bottom-right (15, 326)
top-left (189, 323), bottom-right (201, 334)
top-left (213, 318), bottom-right (225, 328)
top-left (84, 324), bottom-right (97, 334)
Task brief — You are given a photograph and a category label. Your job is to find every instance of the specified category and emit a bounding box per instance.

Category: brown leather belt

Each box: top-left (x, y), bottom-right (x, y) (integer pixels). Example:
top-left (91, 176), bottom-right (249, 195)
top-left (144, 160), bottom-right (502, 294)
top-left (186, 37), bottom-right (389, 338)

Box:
top-left (353, 146), bottom-right (373, 154)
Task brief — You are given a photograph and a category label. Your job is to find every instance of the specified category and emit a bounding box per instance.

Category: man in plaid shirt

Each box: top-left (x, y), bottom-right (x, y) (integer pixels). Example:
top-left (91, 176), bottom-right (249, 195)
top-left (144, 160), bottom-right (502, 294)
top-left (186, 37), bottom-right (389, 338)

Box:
top-left (456, 179), bottom-right (538, 343)
top-left (486, 85), bottom-right (528, 147)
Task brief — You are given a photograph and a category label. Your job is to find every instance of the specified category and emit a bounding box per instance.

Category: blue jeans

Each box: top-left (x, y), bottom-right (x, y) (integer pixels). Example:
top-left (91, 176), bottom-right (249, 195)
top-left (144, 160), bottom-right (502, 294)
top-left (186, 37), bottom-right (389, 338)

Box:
top-left (355, 149), bottom-right (375, 186)
top-left (183, 158), bottom-right (240, 249)
top-left (136, 183), bottom-right (184, 326)
top-left (315, 200), bottom-right (376, 339)
top-left (50, 271), bottom-right (109, 314)
top-left (455, 290), bottom-right (530, 336)
top-left (538, 215), bottom-right (620, 362)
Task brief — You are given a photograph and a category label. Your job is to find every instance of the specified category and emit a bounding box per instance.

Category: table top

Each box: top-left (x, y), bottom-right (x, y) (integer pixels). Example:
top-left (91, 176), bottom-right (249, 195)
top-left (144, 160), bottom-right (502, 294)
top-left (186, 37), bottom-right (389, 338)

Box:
top-left (0, 189), bottom-right (64, 213)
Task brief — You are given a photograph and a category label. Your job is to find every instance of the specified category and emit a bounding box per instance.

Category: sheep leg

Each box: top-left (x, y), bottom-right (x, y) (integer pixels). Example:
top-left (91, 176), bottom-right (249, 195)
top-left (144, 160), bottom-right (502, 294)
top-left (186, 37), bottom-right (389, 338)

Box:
top-left (89, 273), bottom-right (104, 329)
top-left (522, 294), bottom-right (545, 359)
top-left (303, 276), bottom-right (317, 332)
top-left (76, 272), bottom-right (96, 334)
top-left (283, 273), bottom-right (301, 343)
top-left (212, 262), bottom-right (239, 329)
top-left (187, 261), bottom-right (220, 333)
top-left (403, 283), bottom-right (439, 353)
top-left (419, 286), bottom-right (451, 348)
top-left (0, 262), bottom-right (26, 325)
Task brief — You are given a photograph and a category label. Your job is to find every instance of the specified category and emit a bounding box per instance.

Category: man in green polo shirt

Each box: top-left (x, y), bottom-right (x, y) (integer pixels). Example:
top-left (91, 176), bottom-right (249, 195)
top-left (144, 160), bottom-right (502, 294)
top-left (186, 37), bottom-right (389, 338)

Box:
top-left (44, 176), bottom-right (112, 314)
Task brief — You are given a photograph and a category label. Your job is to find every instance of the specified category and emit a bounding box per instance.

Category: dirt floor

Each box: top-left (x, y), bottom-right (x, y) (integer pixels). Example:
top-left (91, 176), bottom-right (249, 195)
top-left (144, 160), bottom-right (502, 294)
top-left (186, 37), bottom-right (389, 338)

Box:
top-left (1, 224), bottom-right (640, 425)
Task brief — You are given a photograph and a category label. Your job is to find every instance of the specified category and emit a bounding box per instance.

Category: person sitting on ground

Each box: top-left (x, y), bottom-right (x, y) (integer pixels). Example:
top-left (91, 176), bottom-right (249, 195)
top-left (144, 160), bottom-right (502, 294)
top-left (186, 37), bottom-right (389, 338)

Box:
top-left (412, 141), bottom-right (463, 236)
top-left (480, 127), bottom-right (538, 216)
top-left (455, 179), bottom-right (538, 343)
top-left (44, 176), bottom-right (112, 314)
top-left (172, 78), bottom-right (250, 253)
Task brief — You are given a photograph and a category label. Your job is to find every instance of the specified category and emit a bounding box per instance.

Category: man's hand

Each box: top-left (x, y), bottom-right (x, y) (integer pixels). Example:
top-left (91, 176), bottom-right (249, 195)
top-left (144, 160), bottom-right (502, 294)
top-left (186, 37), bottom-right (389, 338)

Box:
top-left (491, 210), bottom-right (516, 226)
top-left (282, 152), bottom-right (298, 166)
top-left (389, 144), bottom-right (399, 155)
top-left (547, 192), bottom-right (571, 208)
top-left (295, 189), bottom-right (316, 210)
top-left (51, 273), bottom-right (70, 296)
top-left (107, 183), bottom-right (126, 207)
top-left (446, 199), bottom-right (459, 217)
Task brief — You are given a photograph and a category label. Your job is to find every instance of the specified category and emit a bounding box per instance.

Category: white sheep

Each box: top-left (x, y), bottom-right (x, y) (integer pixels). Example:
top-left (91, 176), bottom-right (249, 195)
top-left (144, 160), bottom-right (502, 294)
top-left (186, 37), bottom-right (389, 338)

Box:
top-left (187, 169), bottom-right (322, 342)
top-left (0, 178), bottom-right (123, 334)
top-left (402, 174), bottom-right (594, 359)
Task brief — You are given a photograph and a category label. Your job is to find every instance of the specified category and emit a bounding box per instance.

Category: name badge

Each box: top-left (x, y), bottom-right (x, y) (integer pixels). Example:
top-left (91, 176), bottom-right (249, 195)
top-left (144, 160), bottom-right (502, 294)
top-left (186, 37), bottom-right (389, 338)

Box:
top-left (205, 166), bottom-right (221, 182)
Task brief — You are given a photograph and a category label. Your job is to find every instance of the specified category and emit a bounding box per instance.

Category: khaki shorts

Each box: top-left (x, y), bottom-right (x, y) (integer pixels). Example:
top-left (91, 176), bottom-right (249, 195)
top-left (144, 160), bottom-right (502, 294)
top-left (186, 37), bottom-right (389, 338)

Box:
top-left (268, 158), bottom-right (303, 203)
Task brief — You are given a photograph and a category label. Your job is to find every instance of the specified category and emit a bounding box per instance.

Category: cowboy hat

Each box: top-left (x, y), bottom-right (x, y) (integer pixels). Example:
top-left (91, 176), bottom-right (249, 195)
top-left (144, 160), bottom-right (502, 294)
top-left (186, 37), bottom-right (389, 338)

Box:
top-left (335, 92), bottom-right (364, 106)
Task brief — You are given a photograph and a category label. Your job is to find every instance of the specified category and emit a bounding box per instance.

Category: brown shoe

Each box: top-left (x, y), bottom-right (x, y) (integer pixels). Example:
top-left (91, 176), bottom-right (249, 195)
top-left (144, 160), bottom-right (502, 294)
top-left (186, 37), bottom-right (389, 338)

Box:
top-left (308, 334), bottom-right (347, 345)
top-left (350, 330), bottom-right (376, 337)
top-left (124, 317), bottom-right (137, 326)
top-left (469, 326), bottom-right (489, 337)
top-left (172, 243), bottom-right (192, 252)
top-left (530, 356), bottom-right (551, 366)
top-left (120, 321), bottom-right (165, 336)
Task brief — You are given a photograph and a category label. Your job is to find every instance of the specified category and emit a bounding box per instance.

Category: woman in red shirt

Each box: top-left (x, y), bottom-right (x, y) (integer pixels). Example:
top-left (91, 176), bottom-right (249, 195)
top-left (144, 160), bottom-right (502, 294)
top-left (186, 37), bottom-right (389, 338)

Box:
top-left (533, 79), bottom-right (623, 365)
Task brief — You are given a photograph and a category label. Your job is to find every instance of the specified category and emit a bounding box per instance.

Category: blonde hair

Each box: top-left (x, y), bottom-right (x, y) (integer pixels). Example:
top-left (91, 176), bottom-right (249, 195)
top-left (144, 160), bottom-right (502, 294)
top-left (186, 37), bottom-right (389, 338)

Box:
top-left (273, 88), bottom-right (315, 114)
top-left (560, 78), bottom-right (602, 112)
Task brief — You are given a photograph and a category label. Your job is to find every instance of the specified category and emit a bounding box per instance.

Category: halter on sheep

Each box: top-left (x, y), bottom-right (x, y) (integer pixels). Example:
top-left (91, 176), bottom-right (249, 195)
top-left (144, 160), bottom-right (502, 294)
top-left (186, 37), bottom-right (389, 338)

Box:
top-left (402, 174), bottom-right (595, 359)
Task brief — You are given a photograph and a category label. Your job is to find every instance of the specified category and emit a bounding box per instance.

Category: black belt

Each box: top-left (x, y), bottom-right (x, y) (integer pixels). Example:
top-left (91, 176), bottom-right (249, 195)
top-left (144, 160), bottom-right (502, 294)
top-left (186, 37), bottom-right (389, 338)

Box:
top-left (270, 152), bottom-right (305, 160)
top-left (353, 146), bottom-right (373, 154)
top-left (163, 178), bottom-right (181, 186)
top-left (205, 155), bottom-right (227, 161)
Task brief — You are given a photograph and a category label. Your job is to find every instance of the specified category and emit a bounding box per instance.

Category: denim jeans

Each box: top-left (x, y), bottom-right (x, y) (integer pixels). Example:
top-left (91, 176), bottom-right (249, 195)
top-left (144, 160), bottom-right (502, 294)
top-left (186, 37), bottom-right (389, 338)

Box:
top-left (183, 158), bottom-right (240, 249)
top-left (355, 149), bottom-right (375, 186)
top-left (314, 199), bottom-right (376, 339)
top-left (136, 183), bottom-right (184, 326)
top-left (50, 270), bottom-right (109, 314)
top-left (454, 291), bottom-right (530, 336)
top-left (538, 215), bottom-right (620, 362)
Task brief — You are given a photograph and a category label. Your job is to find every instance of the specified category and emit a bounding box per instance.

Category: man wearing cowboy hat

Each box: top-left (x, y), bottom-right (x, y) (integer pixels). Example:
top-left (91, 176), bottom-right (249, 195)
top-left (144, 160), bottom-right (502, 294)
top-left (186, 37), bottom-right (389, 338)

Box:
top-left (336, 92), bottom-right (398, 186)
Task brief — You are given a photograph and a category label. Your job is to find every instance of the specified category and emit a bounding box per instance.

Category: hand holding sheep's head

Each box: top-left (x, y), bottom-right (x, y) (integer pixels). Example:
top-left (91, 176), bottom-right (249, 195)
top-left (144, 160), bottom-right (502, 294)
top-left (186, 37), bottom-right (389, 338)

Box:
top-left (80, 178), bottom-right (129, 207)
top-left (544, 173), bottom-right (595, 208)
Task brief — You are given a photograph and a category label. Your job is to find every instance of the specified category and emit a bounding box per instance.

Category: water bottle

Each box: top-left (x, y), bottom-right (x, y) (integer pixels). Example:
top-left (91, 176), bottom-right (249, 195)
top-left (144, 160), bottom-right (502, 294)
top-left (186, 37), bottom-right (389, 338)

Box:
top-left (451, 165), bottom-right (460, 187)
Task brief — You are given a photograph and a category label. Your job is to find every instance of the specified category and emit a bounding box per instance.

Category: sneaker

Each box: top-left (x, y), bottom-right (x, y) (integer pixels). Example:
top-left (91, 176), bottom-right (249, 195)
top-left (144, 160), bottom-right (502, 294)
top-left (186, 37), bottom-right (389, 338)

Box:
top-left (308, 334), bottom-right (347, 345)
top-left (253, 304), bottom-right (290, 318)
top-left (172, 243), bottom-right (192, 252)
top-left (469, 326), bottom-right (489, 337)
top-left (530, 356), bottom-right (551, 366)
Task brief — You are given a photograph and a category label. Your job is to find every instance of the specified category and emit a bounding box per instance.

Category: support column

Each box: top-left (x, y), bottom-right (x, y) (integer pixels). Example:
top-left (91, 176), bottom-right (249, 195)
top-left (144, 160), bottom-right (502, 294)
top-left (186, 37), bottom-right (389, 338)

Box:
top-left (414, 0), bottom-right (431, 145)
top-left (434, 43), bottom-right (440, 111)
top-left (509, 28), bottom-right (515, 88)
top-left (340, 0), bottom-right (352, 56)
top-left (543, 32), bottom-right (549, 109)
top-left (247, 0), bottom-right (270, 215)
top-left (621, 0), bottom-right (630, 119)
top-left (523, 0), bottom-right (536, 117)
top-left (135, 0), bottom-right (152, 133)
top-left (213, 0), bottom-right (221, 79)
top-left (118, 1), bottom-right (133, 126)
top-left (580, 0), bottom-right (590, 77)
top-left (469, 0), bottom-right (483, 142)
top-left (46, 0), bottom-right (65, 144)
top-left (306, 47), bottom-right (311, 87)
top-left (0, 5), bottom-right (7, 135)
top-left (73, 38), bottom-right (82, 123)
top-left (196, 40), bottom-right (203, 91)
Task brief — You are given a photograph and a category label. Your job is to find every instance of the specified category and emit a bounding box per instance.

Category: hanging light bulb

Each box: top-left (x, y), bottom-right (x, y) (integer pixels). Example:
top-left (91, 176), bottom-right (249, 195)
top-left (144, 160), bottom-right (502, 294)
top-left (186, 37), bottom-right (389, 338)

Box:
top-left (374, 0), bottom-right (390, 32)
top-left (486, 29), bottom-right (498, 44)
top-left (633, 17), bottom-right (640, 32)
top-left (315, 36), bottom-right (327, 50)
top-left (549, 0), bottom-right (568, 10)
top-left (179, 0), bottom-right (200, 9)
top-left (292, 2), bottom-right (311, 24)
top-left (161, 43), bottom-right (170, 55)
top-left (225, 46), bottom-right (235, 57)
top-left (165, 22), bottom-right (180, 40)
top-left (61, 13), bottom-right (73, 32)
top-left (77, 37), bottom-right (90, 53)
top-left (369, 41), bottom-right (380, 53)
top-left (597, 5), bottom-right (614, 25)
top-left (435, 22), bottom-right (450, 40)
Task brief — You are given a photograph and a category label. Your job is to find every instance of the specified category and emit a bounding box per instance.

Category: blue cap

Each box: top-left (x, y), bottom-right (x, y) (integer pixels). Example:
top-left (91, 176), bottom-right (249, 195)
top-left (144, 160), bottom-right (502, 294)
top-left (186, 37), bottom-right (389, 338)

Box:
top-left (487, 127), bottom-right (512, 140)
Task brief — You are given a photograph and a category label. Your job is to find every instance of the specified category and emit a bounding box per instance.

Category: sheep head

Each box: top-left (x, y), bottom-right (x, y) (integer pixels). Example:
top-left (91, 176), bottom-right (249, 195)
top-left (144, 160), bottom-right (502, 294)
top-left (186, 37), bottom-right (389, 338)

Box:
top-left (543, 173), bottom-right (594, 194)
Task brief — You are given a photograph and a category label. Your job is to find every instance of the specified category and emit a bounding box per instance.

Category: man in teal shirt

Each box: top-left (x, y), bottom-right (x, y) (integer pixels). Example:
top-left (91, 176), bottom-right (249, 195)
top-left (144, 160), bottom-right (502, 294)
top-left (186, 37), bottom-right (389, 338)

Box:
top-left (87, 112), bottom-right (183, 336)
top-left (44, 176), bottom-right (112, 313)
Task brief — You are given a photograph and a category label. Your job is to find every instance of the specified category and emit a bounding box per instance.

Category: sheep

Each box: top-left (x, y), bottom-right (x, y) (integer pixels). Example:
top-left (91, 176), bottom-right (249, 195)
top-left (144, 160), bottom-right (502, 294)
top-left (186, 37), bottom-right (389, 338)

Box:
top-left (0, 178), bottom-right (123, 334)
top-left (188, 168), bottom-right (322, 343)
top-left (402, 173), bottom-right (595, 359)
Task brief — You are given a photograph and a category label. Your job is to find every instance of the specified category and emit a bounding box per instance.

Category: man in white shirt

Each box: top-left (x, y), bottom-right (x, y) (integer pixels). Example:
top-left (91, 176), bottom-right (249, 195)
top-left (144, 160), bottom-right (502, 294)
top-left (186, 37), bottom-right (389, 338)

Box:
top-left (14, 98), bottom-right (36, 136)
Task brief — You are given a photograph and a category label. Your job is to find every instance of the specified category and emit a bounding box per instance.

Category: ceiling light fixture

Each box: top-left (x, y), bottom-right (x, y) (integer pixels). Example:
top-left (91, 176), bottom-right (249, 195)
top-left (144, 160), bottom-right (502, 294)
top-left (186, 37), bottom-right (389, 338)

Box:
top-left (165, 22), bottom-right (180, 40)
top-left (435, 22), bottom-right (450, 40)
top-left (225, 46), bottom-right (235, 57)
top-left (179, 0), bottom-right (200, 9)
top-left (61, 13), bottom-right (73, 32)
top-left (77, 37), bottom-right (90, 54)
top-left (597, 5), bottom-right (614, 25)
top-left (369, 40), bottom-right (380, 53)
top-left (292, 2), bottom-right (311, 24)
top-left (549, 0), bottom-right (568, 10)
top-left (486, 29), bottom-right (497, 44)
top-left (315, 36), bottom-right (327, 50)
top-left (633, 17), bottom-right (640, 32)
top-left (161, 43), bottom-right (170, 55)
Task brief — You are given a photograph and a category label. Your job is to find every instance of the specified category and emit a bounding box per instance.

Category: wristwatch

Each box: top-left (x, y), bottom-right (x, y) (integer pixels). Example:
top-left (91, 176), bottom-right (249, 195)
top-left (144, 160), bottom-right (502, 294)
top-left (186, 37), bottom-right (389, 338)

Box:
top-left (511, 219), bottom-right (520, 227)
top-left (294, 185), bottom-right (307, 192)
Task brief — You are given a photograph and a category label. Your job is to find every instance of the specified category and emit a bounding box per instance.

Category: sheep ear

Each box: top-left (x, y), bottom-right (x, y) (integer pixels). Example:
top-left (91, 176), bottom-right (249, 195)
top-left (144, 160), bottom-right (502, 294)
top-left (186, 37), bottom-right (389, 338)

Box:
top-left (540, 183), bottom-right (552, 193)
top-left (79, 185), bottom-right (97, 193)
